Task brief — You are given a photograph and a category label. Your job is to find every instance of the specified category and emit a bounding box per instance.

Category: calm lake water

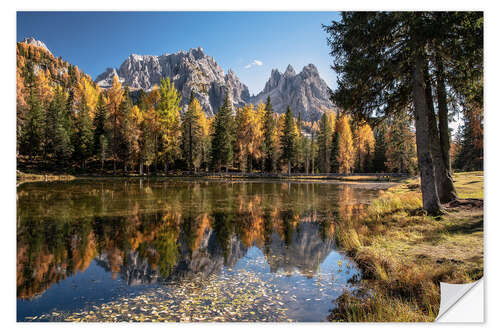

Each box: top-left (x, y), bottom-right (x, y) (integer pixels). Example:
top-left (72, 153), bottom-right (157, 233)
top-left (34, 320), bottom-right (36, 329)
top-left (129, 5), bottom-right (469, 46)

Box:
top-left (17, 179), bottom-right (391, 322)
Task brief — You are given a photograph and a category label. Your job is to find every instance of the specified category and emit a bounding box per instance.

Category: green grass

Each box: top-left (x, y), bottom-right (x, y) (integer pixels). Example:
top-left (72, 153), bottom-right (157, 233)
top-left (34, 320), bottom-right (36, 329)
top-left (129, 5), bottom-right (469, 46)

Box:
top-left (453, 171), bottom-right (484, 199)
top-left (330, 171), bottom-right (484, 322)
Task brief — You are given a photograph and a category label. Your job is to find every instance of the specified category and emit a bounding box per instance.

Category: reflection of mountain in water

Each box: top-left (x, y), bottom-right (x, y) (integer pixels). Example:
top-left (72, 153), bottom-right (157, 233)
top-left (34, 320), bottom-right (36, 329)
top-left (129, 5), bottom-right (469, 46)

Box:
top-left (266, 223), bottom-right (335, 278)
top-left (94, 214), bottom-right (334, 285)
top-left (95, 228), bottom-right (248, 285)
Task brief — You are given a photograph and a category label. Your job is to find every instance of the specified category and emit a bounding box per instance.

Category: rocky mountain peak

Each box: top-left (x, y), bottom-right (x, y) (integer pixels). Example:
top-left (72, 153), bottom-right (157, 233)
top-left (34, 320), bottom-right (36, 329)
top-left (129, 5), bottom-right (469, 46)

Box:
top-left (22, 37), bottom-right (52, 55)
top-left (284, 64), bottom-right (296, 77)
top-left (95, 47), bottom-right (332, 121)
top-left (96, 47), bottom-right (250, 117)
top-left (250, 64), bottom-right (334, 121)
top-left (301, 63), bottom-right (319, 76)
top-left (188, 47), bottom-right (205, 60)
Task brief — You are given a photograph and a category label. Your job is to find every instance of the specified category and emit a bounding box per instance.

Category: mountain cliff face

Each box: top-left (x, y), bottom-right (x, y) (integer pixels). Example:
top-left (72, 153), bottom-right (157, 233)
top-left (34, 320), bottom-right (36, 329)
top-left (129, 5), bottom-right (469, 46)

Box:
top-left (19, 37), bottom-right (334, 121)
top-left (95, 47), bottom-right (251, 117)
top-left (95, 48), bottom-right (334, 121)
top-left (250, 64), bottom-right (334, 122)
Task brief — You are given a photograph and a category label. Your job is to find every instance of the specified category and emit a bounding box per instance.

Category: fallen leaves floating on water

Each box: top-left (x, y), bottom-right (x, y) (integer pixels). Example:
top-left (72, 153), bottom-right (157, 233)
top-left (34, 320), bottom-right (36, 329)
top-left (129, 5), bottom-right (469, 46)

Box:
top-left (23, 253), bottom-right (360, 323)
top-left (29, 270), bottom-right (290, 322)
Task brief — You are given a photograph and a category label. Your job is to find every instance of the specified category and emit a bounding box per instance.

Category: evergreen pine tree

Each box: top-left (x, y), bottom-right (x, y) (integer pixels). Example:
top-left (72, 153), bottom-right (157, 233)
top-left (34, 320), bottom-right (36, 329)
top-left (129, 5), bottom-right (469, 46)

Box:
top-left (117, 88), bottom-right (133, 170)
top-left (46, 87), bottom-right (73, 162)
top-left (454, 107), bottom-right (483, 171)
top-left (262, 96), bottom-right (276, 172)
top-left (21, 89), bottom-right (45, 161)
top-left (211, 91), bottom-right (234, 172)
top-left (310, 129), bottom-right (317, 174)
top-left (385, 112), bottom-right (417, 174)
top-left (363, 140), bottom-right (374, 172)
top-left (72, 95), bottom-right (94, 168)
top-left (317, 113), bottom-right (332, 173)
top-left (330, 130), bottom-right (339, 173)
top-left (280, 105), bottom-right (297, 175)
top-left (296, 112), bottom-right (305, 172)
top-left (373, 123), bottom-right (388, 172)
top-left (181, 91), bottom-right (203, 172)
top-left (93, 94), bottom-right (107, 156)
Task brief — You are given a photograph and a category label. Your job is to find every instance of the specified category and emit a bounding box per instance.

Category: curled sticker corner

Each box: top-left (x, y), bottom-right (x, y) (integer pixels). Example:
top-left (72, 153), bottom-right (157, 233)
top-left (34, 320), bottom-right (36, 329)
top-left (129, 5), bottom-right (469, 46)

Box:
top-left (435, 278), bottom-right (483, 322)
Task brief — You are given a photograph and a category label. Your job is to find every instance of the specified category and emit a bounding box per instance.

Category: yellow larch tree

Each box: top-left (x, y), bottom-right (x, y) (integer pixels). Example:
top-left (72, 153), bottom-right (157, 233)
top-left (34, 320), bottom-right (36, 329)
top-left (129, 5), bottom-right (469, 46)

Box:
top-left (106, 75), bottom-right (125, 172)
top-left (235, 104), bottom-right (264, 172)
top-left (336, 115), bottom-right (355, 174)
top-left (75, 76), bottom-right (101, 119)
top-left (127, 105), bottom-right (144, 171)
top-left (353, 123), bottom-right (375, 172)
top-left (34, 69), bottom-right (54, 107)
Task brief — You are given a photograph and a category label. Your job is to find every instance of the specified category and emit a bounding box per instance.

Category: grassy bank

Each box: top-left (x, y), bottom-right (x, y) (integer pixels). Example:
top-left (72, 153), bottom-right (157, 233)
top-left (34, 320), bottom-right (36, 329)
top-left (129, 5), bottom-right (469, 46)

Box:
top-left (330, 171), bottom-right (484, 322)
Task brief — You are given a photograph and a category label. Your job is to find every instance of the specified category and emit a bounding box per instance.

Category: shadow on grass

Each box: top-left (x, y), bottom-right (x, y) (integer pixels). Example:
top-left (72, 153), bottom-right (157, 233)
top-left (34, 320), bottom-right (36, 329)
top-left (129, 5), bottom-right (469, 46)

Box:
top-left (445, 218), bottom-right (483, 234)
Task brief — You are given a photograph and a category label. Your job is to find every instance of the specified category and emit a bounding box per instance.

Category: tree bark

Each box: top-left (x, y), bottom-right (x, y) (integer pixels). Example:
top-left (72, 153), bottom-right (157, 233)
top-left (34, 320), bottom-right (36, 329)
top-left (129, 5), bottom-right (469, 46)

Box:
top-left (412, 54), bottom-right (442, 215)
top-left (436, 55), bottom-right (458, 202)
top-left (423, 65), bottom-right (455, 203)
top-left (424, 60), bottom-right (457, 203)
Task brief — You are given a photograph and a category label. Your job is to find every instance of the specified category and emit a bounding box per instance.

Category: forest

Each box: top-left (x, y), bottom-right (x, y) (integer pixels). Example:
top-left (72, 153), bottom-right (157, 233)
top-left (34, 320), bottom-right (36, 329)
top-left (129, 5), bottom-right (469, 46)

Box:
top-left (16, 41), bottom-right (475, 179)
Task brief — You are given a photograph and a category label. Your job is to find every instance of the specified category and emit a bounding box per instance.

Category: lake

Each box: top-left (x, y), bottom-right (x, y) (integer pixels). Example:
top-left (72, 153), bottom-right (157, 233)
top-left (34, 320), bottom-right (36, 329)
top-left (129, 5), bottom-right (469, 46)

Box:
top-left (17, 178), bottom-right (392, 322)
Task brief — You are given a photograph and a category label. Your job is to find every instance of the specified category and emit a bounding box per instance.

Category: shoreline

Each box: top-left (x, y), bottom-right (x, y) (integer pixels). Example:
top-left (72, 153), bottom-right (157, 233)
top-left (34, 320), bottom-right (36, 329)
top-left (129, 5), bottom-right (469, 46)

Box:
top-left (329, 171), bottom-right (484, 322)
top-left (16, 170), bottom-right (410, 184)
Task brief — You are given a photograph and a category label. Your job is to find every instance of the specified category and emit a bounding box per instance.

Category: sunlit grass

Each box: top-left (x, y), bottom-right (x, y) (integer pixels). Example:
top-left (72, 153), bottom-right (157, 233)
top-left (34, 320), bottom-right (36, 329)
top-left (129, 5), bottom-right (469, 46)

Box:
top-left (453, 171), bottom-right (484, 199)
top-left (330, 171), bottom-right (483, 322)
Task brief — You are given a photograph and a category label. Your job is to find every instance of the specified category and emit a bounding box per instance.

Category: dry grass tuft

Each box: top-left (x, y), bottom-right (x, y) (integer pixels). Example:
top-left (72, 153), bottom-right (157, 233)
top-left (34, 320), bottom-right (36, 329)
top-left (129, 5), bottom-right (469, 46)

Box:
top-left (330, 171), bottom-right (483, 322)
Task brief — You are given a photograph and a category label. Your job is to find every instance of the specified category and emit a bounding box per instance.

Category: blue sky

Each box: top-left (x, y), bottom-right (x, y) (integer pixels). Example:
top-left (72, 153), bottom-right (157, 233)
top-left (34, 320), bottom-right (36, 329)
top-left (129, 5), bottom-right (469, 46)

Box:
top-left (17, 11), bottom-right (340, 95)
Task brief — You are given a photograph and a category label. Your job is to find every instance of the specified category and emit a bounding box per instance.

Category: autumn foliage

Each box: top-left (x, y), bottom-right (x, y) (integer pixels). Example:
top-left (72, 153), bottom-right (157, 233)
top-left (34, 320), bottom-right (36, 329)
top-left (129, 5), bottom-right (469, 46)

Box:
top-left (17, 41), bottom-right (420, 175)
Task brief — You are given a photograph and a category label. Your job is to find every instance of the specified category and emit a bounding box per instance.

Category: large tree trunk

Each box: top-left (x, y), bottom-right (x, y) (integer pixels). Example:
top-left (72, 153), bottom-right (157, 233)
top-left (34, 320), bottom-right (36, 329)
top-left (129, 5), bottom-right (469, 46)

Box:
top-left (412, 54), bottom-right (442, 215)
top-left (436, 55), bottom-right (458, 202)
top-left (423, 66), bottom-right (455, 204)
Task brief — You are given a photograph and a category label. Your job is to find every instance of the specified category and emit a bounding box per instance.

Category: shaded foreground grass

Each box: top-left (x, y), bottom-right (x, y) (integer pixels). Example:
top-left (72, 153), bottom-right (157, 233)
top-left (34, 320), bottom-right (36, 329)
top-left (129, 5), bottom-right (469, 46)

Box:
top-left (330, 171), bottom-right (484, 322)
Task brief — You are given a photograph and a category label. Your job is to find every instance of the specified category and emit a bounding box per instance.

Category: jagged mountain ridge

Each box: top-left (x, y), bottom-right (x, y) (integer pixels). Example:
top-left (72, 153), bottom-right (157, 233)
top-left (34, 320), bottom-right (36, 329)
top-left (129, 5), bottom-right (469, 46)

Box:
top-left (250, 64), bottom-right (335, 122)
top-left (19, 37), bottom-right (335, 121)
top-left (95, 47), bottom-right (251, 117)
top-left (96, 49), bottom-right (335, 121)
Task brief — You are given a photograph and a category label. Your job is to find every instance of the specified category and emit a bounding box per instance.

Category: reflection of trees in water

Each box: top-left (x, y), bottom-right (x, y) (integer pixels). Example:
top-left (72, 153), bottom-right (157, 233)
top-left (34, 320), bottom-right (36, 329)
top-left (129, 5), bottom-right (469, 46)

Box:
top-left (17, 181), bottom-right (370, 298)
